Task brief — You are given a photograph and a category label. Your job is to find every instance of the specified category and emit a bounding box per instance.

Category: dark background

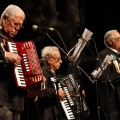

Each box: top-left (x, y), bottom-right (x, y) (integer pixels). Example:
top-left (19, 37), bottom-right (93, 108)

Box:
top-left (0, 0), bottom-right (120, 120)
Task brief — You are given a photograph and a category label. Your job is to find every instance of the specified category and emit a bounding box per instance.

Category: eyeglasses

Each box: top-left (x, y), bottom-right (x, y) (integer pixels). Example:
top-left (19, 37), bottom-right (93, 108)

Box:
top-left (7, 18), bottom-right (23, 29)
top-left (112, 37), bottom-right (120, 40)
top-left (50, 57), bottom-right (61, 61)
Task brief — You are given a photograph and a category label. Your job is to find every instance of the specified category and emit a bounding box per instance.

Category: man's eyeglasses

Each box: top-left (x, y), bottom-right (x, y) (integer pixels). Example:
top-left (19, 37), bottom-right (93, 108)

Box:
top-left (112, 37), bottom-right (120, 40)
top-left (50, 57), bottom-right (61, 61)
top-left (7, 18), bottom-right (23, 29)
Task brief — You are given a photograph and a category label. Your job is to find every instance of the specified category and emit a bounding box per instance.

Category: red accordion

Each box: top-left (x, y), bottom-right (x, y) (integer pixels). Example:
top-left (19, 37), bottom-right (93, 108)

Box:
top-left (6, 40), bottom-right (44, 90)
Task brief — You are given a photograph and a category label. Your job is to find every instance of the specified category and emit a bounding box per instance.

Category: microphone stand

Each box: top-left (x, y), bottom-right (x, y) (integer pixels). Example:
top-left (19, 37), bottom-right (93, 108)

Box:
top-left (77, 66), bottom-right (95, 84)
top-left (93, 72), bottom-right (111, 120)
top-left (76, 65), bottom-right (84, 120)
top-left (54, 29), bottom-right (68, 53)
top-left (77, 59), bottom-right (101, 120)
top-left (76, 65), bottom-right (95, 120)
top-left (45, 31), bottom-right (93, 120)
top-left (99, 72), bottom-right (115, 120)
top-left (92, 58), bottom-right (115, 120)
top-left (45, 32), bottom-right (67, 56)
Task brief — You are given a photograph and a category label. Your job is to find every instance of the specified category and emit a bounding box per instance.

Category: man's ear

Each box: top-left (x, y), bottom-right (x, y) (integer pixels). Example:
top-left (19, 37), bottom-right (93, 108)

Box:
top-left (47, 57), bottom-right (51, 64)
top-left (108, 39), bottom-right (113, 45)
top-left (2, 15), bottom-right (8, 23)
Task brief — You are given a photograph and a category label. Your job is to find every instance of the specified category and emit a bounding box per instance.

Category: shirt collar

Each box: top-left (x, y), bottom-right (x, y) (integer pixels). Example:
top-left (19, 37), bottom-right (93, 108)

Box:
top-left (108, 47), bottom-right (120, 54)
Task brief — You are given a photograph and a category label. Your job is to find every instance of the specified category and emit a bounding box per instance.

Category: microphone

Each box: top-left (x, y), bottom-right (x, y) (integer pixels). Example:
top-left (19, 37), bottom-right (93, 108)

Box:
top-left (32, 25), bottom-right (54, 31)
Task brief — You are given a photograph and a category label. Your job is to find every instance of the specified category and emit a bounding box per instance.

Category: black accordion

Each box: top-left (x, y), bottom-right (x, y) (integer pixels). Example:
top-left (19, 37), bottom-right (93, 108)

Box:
top-left (57, 74), bottom-right (90, 120)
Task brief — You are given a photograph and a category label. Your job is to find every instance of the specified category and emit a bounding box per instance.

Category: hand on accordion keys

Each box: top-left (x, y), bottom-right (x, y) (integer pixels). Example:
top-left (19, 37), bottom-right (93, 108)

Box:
top-left (58, 88), bottom-right (66, 101)
top-left (69, 90), bottom-right (86, 97)
top-left (5, 51), bottom-right (22, 67)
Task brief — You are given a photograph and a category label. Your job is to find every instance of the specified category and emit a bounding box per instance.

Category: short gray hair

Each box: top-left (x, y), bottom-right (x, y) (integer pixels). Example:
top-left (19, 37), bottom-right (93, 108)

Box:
top-left (41, 46), bottom-right (59, 60)
top-left (104, 30), bottom-right (118, 46)
top-left (0, 4), bottom-right (25, 27)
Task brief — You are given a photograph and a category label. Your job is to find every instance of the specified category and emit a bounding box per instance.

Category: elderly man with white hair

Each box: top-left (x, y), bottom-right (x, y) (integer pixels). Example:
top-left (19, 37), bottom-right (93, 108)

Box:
top-left (0, 4), bottom-right (25, 120)
top-left (94, 30), bottom-right (120, 120)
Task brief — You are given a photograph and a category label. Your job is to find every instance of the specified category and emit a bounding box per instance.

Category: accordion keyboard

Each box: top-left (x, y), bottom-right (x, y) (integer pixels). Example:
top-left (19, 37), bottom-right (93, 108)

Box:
top-left (8, 42), bottom-right (26, 87)
top-left (59, 85), bottom-right (75, 120)
top-left (7, 40), bottom-right (44, 88)
top-left (58, 74), bottom-right (90, 120)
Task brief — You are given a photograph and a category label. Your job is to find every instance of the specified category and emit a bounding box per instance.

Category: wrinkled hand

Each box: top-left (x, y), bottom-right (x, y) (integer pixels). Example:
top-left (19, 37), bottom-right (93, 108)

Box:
top-left (58, 89), bottom-right (66, 101)
top-left (5, 51), bottom-right (21, 67)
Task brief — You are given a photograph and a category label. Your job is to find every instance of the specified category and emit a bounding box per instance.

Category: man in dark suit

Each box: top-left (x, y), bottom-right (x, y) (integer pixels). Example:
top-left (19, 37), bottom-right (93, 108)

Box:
top-left (0, 4), bottom-right (25, 120)
top-left (94, 30), bottom-right (120, 120)
top-left (37, 46), bottom-right (66, 120)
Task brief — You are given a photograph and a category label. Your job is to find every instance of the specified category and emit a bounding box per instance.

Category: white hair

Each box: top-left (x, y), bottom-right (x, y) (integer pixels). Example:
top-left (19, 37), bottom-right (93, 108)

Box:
top-left (104, 30), bottom-right (118, 46)
top-left (0, 4), bottom-right (25, 27)
top-left (41, 46), bottom-right (59, 60)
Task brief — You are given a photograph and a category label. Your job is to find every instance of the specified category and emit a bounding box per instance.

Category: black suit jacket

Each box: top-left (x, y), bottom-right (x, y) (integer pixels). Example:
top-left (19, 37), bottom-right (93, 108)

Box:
top-left (37, 66), bottom-right (65, 120)
top-left (97, 48), bottom-right (120, 112)
top-left (0, 29), bottom-right (25, 111)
